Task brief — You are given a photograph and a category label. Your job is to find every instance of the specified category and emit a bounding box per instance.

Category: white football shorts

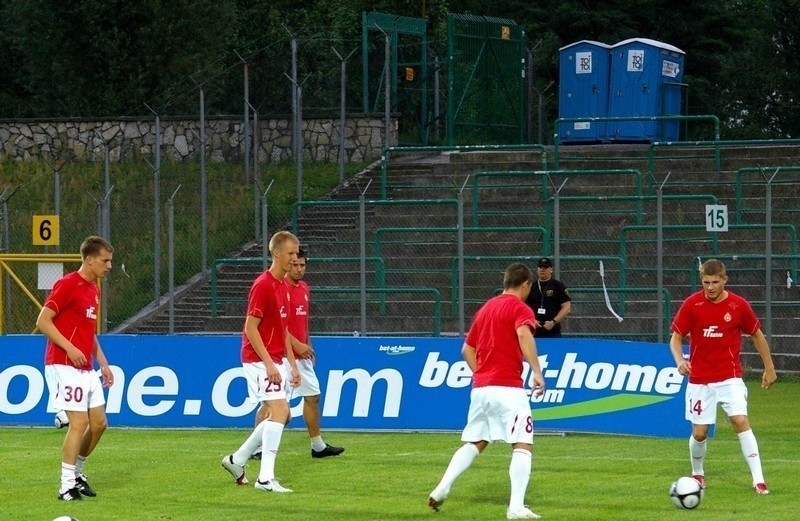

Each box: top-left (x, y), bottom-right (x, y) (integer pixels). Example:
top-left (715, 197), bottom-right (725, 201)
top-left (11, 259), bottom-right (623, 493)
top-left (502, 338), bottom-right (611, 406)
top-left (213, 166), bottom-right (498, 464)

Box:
top-left (685, 377), bottom-right (749, 424)
top-left (44, 364), bottom-right (106, 412)
top-left (285, 358), bottom-right (321, 398)
top-left (243, 360), bottom-right (289, 404)
top-left (461, 386), bottom-right (534, 444)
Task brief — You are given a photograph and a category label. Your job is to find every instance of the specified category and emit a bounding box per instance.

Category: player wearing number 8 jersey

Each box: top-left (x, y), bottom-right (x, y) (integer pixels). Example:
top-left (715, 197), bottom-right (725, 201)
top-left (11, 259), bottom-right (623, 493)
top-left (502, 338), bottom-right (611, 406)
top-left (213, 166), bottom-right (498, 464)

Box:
top-left (37, 236), bottom-right (115, 501)
top-left (429, 263), bottom-right (545, 520)
top-left (670, 259), bottom-right (777, 495)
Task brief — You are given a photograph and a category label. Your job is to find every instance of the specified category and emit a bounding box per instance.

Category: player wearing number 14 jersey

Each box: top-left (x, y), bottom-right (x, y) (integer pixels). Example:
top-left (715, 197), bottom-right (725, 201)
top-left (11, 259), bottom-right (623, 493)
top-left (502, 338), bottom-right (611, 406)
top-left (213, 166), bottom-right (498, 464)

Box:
top-left (670, 258), bottom-right (777, 495)
top-left (429, 263), bottom-right (546, 520)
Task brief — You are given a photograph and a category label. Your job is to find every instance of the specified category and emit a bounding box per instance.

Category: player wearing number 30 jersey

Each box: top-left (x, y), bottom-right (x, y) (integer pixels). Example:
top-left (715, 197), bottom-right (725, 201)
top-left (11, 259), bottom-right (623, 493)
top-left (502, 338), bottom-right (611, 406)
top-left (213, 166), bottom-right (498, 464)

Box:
top-left (670, 258), bottom-right (777, 496)
top-left (429, 263), bottom-right (546, 520)
top-left (38, 235), bottom-right (115, 502)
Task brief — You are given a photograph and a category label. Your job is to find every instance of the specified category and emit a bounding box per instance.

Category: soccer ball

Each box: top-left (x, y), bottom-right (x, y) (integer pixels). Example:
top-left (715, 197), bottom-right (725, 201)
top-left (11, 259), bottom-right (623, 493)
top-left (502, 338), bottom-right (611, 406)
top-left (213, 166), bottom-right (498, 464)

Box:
top-left (54, 410), bottom-right (69, 429)
top-left (53, 517), bottom-right (78, 521)
top-left (669, 476), bottom-right (704, 509)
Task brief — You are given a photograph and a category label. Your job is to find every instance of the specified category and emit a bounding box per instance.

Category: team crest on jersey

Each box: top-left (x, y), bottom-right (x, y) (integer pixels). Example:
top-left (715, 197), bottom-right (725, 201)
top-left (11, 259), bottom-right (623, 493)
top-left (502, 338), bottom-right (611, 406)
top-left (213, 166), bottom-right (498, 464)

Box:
top-left (545, 289), bottom-right (554, 297)
top-left (724, 312), bottom-right (732, 322)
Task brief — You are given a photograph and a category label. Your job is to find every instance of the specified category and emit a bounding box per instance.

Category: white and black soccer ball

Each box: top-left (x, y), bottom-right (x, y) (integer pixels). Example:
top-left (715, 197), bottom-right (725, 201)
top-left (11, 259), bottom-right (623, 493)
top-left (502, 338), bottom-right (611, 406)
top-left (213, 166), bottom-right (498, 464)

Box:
top-left (54, 410), bottom-right (69, 429)
top-left (669, 476), bottom-right (704, 509)
top-left (53, 516), bottom-right (78, 521)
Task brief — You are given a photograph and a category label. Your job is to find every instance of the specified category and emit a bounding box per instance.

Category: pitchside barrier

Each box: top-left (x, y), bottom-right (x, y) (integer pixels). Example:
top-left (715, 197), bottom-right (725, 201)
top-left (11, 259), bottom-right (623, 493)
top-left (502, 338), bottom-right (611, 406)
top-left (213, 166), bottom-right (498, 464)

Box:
top-left (0, 335), bottom-right (690, 438)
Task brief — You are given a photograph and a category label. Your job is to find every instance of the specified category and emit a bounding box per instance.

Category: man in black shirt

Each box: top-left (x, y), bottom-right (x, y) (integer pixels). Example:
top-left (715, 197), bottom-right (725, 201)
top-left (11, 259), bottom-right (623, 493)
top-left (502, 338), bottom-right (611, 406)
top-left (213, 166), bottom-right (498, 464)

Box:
top-left (525, 257), bottom-right (571, 338)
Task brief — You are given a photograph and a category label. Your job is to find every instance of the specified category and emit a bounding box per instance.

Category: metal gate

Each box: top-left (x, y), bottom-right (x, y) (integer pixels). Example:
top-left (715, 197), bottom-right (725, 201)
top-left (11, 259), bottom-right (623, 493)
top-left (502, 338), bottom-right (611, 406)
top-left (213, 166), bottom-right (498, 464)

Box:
top-left (446, 14), bottom-right (526, 145)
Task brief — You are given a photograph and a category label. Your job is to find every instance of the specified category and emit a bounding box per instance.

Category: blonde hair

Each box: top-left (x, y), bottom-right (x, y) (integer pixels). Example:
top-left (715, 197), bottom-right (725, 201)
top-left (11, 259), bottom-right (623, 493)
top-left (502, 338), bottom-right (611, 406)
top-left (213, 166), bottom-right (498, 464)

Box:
top-left (268, 231), bottom-right (299, 256)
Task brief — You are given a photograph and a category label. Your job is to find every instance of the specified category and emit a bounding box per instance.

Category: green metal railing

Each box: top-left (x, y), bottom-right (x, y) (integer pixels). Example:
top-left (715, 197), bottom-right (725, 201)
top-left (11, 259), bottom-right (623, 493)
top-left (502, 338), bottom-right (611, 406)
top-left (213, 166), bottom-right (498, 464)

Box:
top-left (567, 286), bottom-right (673, 341)
top-left (373, 226), bottom-right (547, 261)
top-left (210, 256), bottom-right (388, 317)
top-left (314, 287), bottom-right (443, 336)
top-left (470, 169), bottom-right (644, 227)
top-left (545, 193), bottom-right (718, 227)
top-left (553, 115), bottom-right (721, 169)
top-left (380, 144), bottom-right (548, 199)
top-left (647, 138), bottom-right (800, 175)
top-left (687, 254), bottom-right (800, 292)
top-left (619, 225), bottom-right (798, 282)
top-left (734, 166), bottom-right (800, 224)
top-left (449, 255), bottom-right (627, 315)
top-left (291, 199), bottom-right (459, 237)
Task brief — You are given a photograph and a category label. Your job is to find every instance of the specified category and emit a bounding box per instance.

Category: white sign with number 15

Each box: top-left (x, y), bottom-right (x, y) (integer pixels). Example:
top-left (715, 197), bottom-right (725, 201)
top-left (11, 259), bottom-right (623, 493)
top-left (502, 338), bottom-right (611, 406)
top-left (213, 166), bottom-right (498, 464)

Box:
top-left (705, 204), bottom-right (729, 232)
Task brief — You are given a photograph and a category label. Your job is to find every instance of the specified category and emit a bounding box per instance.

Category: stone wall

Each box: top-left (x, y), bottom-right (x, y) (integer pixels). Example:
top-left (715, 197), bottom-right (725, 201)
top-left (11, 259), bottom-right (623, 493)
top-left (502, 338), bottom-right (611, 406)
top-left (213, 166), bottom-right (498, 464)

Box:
top-left (0, 115), bottom-right (396, 163)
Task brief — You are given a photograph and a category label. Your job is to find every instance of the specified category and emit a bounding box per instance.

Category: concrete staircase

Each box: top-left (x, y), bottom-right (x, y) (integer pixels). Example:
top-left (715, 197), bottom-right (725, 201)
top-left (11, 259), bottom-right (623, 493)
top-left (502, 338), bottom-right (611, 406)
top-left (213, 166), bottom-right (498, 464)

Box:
top-left (121, 143), bottom-right (800, 369)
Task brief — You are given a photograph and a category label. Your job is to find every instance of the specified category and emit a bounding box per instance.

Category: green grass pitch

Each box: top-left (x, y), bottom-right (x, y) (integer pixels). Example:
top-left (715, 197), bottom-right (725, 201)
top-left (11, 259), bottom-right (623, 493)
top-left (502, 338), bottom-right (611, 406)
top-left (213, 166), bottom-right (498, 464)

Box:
top-left (2, 380), bottom-right (797, 520)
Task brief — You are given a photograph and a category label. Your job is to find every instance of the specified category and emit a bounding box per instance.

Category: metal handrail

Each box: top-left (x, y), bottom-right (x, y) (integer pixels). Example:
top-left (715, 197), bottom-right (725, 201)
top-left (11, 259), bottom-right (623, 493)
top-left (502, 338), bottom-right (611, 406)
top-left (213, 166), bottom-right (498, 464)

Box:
top-left (210, 256), bottom-right (388, 317)
top-left (648, 137), bottom-right (800, 174)
top-left (554, 114), bottom-right (720, 169)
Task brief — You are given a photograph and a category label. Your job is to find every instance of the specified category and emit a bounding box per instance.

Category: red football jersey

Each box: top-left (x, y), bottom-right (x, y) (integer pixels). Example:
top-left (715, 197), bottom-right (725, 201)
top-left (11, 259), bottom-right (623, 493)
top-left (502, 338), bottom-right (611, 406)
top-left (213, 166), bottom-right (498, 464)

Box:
top-left (465, 293), bottom-right (536, 388)
top-left (287, 280), bottom-right (310, 347)
top-left (671, 290), bottom-right (760, 384)
top-left (241, 271), bottom-right (289, 364)
top-left (43, 271), bottom-right (99, 370)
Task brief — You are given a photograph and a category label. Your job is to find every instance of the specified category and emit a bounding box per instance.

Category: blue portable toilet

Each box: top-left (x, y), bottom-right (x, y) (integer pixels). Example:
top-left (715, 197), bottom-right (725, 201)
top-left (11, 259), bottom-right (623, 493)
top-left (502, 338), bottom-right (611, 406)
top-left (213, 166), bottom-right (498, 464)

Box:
top-left (607, 38), bottom-right (685, 142)
top-left (558, 40), bottom-right (611, 143)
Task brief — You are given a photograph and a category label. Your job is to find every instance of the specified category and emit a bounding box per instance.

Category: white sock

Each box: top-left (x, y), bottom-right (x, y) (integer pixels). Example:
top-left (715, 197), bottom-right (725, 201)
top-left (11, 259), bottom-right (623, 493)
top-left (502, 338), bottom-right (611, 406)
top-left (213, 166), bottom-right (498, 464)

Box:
top-left (232, 420), bottom-right (267, 466)
top-left (508, 449), bottom-right (532, 511)
top-left (257, 420), bottom-right (285, 483)
top-left (738, 429), bottom-right (765, 485)
top-left (60, 462), bottom-right (77, 493)
top-left (310, 435), bottom-right (326, 452)
top-left (75, 455), bottom-right (87, 476)
top-left (689, 436), bottom-right (706, 476)
top-left (432, 443), bottom-right (480, 499)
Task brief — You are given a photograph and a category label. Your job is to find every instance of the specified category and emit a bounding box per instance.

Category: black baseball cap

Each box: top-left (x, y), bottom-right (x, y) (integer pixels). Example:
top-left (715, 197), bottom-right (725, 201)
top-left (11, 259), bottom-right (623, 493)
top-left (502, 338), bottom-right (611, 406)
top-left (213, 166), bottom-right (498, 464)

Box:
top-left (537, 257), bottom-right (552, 268)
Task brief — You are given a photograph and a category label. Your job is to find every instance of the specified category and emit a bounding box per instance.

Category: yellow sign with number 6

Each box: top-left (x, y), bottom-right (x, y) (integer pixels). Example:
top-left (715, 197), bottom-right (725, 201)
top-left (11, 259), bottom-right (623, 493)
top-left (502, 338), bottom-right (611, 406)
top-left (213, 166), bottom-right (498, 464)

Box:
top-left (32, 215), bottom-right (60, 246)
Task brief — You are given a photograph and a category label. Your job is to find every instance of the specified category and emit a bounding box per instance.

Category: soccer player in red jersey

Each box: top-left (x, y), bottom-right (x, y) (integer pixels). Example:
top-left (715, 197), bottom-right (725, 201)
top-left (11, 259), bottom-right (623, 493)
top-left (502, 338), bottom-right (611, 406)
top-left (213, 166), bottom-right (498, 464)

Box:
top-left (37, 236), bottom-right (115, 501)
top-left (285, 249), bottom-right (344, 458)
top-left (670, 258), bottom-right (777, 495)
top-left (428, 263), bottom-right (545, 520)
top-left (222, 231), bottom-right (300, 493)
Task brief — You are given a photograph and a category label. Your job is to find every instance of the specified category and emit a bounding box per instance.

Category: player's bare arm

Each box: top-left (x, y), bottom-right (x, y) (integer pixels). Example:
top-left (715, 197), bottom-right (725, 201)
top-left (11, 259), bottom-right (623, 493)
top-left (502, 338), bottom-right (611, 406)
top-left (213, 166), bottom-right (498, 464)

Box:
top-left (287, 331), bottom-right (313, 360)
top-left (244, 314), bottom-right (281, 384)
top-left (518, 324), bottom-right (544, 396)
top-left (750, 329), bottom-right (777, 388)
top-left (669, 331), bottom-right (691, 375)
top-left (461, 343), bottom-right (477, 372)
top-left (284, 328), bottom-right (301, 388)
top-left (93, 337), bottom-right (114, 387)
top-left (35, 306), bottom-right (87, 367)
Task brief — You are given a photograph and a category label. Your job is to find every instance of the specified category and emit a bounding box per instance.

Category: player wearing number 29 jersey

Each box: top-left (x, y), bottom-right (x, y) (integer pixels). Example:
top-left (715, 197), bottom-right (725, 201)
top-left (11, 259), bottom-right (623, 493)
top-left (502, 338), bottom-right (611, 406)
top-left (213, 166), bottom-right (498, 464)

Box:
top-left (241, 271), bottom-right (290, 365)
top-left (671, 289), bottom-right (759, 385)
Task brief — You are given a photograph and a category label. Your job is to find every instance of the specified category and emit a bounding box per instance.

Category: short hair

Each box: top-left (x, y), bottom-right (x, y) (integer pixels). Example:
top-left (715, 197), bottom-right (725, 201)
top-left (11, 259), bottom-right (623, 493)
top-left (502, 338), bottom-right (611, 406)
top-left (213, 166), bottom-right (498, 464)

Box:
top-left (297, 247), bottom-right (307, 260)
top-left (268, 231), bottom-right (299, 255)
top-left (80, 236), bottom-right (113, 260)
top-left (503, 262), bottom-right (533, 290)
top-left (700, 258), bottom-right (727, 278)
